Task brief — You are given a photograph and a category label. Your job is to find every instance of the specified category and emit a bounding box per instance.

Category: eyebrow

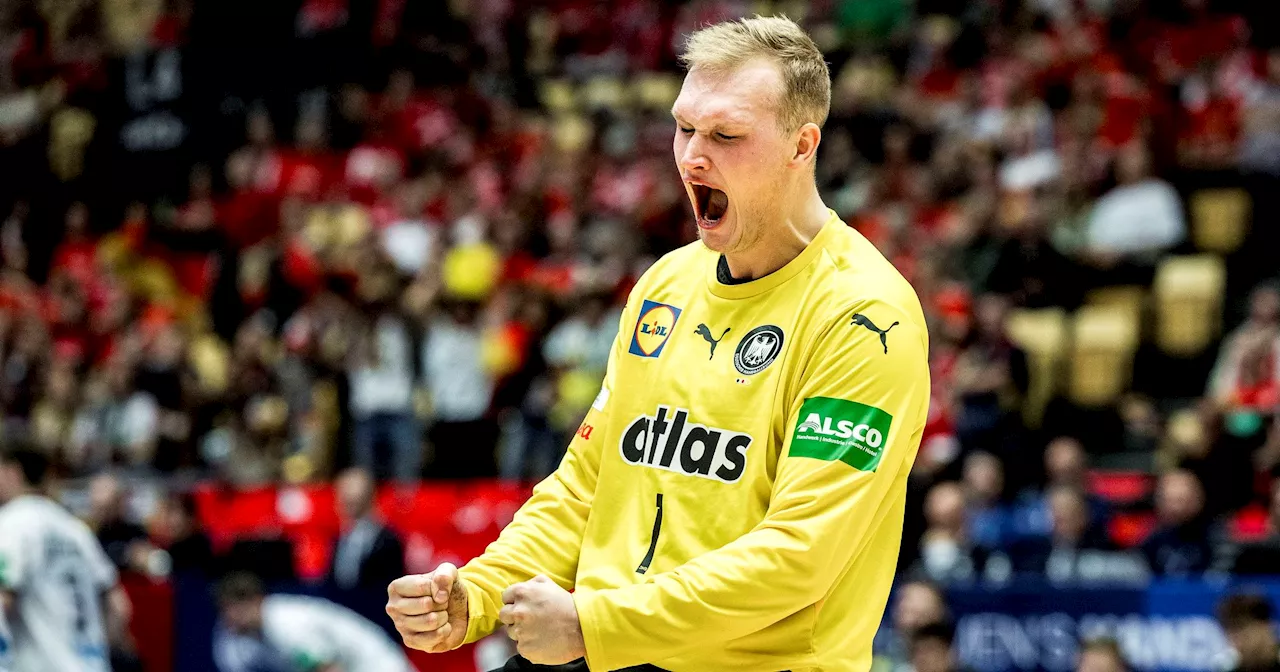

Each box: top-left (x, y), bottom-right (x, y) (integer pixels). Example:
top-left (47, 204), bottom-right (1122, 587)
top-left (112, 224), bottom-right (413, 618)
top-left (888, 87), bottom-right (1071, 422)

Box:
top-left (670, 110), bottom-right (748, 132)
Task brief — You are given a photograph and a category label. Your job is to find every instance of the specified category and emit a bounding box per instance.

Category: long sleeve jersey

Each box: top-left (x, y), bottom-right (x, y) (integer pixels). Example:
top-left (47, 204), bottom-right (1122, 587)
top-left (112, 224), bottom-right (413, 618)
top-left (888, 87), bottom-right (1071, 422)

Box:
top-left (459, 211), bottom-right (930, 672)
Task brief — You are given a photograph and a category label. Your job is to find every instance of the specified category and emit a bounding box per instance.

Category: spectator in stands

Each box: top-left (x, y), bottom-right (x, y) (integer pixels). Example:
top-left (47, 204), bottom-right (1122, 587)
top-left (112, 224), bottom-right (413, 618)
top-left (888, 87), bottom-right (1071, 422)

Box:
top-left (527, 290), bottom-right (621, 477)
top-left (134, 323), bottom-right (194, 471)
top-left (873, 580), bottom-right (951, 672)
top-left (1220, 480), bottom-right (1280, 575)
top-left (90, 356), bottom-right (162, 468)
top-left (1014, 437), bottom-right (1112, 539)
top-left (328, 466), bottom-right (404, 593)
top-left (1077, 637), bottom-right (1130, 672)
top-left (1239, 49), bottom-right (1280, 177)
top-left (985, 190), bottom-right (1083, 309)
top-left (1006, 485), bottom-right (1146, 583)
top-left (151, 492), bottom-right (214, 577)
top-left (87, 472), bottom-right (159, 576)
top-left (1209, 284), bottom-right (1280, 487)
top-left (1142, 470), bottom-right (1216, 576)
top-left (909, 621), bottom-right (965, 672)
top-left (348, 307), bottom-right (421, 482)
top-left (0, 318), bottom-right (48, 436)
top-left (914, 481), bottom-right (983, 583)
top-left (422, 298), bottom-right (498, 478)
top-left (962, 452), bottom-right (1011, 553)
top-left (1217, 592), bottom-right (1280, 672)
top-left (1082, 143), bottom-right (1186, 280)
top-left (1209, 283), bottom-right (1280, 412)
top-left (951, 294), bottom-right (1028, 456)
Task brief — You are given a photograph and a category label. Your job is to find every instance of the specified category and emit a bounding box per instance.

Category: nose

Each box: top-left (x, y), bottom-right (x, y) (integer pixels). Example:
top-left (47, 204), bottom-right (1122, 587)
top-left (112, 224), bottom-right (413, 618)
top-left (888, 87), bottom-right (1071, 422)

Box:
top-left (677, 133), bottom-right (711, 174)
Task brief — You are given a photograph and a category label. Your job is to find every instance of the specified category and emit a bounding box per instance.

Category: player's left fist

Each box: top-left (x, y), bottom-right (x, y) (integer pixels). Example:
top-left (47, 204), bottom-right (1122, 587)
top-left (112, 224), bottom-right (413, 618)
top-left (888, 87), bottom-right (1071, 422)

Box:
top-left (499, 575), bottom-right (586, 665)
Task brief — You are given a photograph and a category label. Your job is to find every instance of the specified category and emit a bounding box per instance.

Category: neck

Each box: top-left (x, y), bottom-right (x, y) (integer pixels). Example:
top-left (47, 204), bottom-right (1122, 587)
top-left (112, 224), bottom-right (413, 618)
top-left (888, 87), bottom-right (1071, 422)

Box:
top-left (721, 186), bottom-right (828, 281)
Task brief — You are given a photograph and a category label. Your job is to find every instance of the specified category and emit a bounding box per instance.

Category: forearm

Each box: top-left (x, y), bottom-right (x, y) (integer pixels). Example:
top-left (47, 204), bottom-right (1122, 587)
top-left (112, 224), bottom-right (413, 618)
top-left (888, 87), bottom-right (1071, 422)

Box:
top-left (574, 524), bottom-right (817, 660)
top-left (458, 408), bottom-right (606, 644)
top-left (459, 470), bottom-right (591, 642)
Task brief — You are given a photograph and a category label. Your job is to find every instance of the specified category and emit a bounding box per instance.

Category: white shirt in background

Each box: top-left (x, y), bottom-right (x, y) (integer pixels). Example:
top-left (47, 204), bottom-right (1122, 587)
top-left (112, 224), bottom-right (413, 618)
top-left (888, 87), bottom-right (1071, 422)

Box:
top-left (423, 318), bottom-right (493, 422)
top-left (381, 219), bottom-right (437, 276)
top-left (1086, 179), bottom-right (1187, 255)
top-left (260, 594), bottom-right (414, 672)
top-left (0, 495), bottom-right (117, 672)
top-left (349, 315), bottom-right (415, 418)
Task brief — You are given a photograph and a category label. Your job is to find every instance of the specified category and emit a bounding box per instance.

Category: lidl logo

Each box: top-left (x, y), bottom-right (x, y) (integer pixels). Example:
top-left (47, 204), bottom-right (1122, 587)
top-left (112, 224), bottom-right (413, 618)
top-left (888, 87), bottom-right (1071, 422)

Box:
top-left (790, 397), bottom-right (893, 471)
top-left (629, 300), bottom-right (682, 358)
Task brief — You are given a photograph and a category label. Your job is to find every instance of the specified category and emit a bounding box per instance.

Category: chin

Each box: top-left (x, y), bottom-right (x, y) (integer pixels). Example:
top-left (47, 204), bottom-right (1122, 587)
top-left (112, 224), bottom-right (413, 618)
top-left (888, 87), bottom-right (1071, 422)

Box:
top-left (696, 214), bottom-right (736, 252)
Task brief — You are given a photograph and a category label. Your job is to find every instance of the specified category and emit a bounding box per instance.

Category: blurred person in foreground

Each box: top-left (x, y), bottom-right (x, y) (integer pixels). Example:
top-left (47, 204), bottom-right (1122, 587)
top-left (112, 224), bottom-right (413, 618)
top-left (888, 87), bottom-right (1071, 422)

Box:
top-left (1077, 638), bottom-right (1129, 672)
top-left (1217, 593), bottom-right (1280, 672)
top-left (329, 467), bottom-right (404, 593)
top-left (0, 446), bottom-right (132, 672)
top-left (215, 573), bottom-right (414, 672)
top-left (386, 15), bottom-right (930, 672)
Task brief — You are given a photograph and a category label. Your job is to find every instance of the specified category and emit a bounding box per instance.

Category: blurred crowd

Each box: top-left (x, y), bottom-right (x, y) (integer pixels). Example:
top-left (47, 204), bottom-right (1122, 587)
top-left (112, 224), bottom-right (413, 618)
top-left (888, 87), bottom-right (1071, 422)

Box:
top-left (3, 0), bottom-right (1280, 657)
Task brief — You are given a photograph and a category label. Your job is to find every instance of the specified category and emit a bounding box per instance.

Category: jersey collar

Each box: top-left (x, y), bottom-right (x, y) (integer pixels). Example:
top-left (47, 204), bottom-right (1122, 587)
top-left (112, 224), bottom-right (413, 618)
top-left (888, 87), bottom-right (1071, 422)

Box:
top-left (704, 209), bottom-right (840, 300)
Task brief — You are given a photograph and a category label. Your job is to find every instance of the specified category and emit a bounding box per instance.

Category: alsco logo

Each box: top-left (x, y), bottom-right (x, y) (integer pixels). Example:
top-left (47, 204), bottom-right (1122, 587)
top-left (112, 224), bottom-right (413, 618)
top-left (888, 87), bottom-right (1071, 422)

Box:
top-left (620, 405), bottom-right (751, 483)
top-left (629, 300), bottom-right (682, 358)
top-left (795, 416), bottom-right (885, 448)
top-left (790, 397), bottom-right (893, 472)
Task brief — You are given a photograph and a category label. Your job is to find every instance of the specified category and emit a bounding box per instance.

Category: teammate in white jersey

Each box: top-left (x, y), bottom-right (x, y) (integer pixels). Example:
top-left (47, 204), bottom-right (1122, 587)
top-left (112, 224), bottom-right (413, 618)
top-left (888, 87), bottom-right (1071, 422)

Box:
top-left (0, 448), bottom-right (131, 672)
top-left (216, 573), bottom-right (416, 672)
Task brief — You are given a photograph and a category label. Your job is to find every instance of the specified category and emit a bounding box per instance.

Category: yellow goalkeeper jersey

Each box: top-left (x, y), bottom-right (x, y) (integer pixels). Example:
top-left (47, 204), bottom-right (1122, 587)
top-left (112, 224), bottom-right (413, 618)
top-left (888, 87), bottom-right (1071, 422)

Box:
top-left (459, 210), bottom-right (930, 672)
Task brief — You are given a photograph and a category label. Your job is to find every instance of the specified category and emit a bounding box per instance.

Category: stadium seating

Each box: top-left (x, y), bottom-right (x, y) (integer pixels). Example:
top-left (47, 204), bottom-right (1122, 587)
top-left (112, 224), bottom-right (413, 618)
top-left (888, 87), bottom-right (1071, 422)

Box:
top-left (1190, 189), bottom-right (1251, 255)
top-left (1154, 255), bottom-right (1228, 356)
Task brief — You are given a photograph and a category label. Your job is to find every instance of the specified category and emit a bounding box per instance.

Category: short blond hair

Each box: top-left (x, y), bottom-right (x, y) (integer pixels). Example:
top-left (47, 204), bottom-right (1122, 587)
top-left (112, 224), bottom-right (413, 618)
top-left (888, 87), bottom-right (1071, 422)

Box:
top-left (680, 15), bottom-right (831, 132)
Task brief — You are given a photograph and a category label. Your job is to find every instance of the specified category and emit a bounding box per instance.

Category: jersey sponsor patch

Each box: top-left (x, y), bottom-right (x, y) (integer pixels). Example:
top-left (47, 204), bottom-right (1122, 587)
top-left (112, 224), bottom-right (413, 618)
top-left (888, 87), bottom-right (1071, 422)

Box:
top-left (619, 405), bottom-right (752, 483)
top-left (789, 397), bottom-right (893, 471)
top-left (629, 300), bottom-right (682, 358)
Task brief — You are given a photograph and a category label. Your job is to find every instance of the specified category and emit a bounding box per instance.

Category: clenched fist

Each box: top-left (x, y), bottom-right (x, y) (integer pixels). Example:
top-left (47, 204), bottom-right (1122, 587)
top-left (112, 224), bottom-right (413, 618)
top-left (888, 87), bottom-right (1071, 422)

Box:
top-left (386, 563), bottom-right (469, 653)
top-left (498, 575), bottom-right (586, 665)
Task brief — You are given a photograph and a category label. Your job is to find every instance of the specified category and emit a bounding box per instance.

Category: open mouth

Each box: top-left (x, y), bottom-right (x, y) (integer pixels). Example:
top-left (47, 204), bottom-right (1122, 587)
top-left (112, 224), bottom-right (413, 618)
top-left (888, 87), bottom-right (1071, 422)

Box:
top-left (691, 183), bottom-right (729, 226)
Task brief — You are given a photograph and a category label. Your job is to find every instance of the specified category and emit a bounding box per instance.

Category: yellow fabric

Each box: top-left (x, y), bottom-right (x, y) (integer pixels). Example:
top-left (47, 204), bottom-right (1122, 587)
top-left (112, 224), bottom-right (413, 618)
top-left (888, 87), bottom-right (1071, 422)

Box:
top-left (458, 212), bottom-right (930, 672)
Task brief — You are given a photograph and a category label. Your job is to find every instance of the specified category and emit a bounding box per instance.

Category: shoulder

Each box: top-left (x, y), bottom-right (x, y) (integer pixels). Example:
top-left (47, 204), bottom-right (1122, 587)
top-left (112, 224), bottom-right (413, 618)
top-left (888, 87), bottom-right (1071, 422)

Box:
top-left (802, 225), bottom-right (928, 353)
top-left (628, 240), bottom-right (709, 299)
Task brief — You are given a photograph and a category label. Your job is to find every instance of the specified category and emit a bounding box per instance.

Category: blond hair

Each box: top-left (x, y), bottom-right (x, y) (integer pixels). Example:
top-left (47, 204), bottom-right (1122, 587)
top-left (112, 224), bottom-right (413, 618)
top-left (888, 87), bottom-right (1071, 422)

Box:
top-left (680, 15), bottom-right (831, 132)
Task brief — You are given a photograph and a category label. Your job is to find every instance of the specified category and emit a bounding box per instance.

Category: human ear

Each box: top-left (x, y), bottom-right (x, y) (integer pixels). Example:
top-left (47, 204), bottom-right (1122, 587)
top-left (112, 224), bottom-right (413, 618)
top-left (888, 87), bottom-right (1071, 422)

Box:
top-left (791, 123), bottom-right (821, 168)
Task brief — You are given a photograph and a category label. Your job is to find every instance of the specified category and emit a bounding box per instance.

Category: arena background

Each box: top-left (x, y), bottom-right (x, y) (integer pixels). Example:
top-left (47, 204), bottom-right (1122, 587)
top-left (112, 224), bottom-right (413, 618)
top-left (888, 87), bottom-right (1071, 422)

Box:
top-left (3, 0), bottom-right (1280, 670)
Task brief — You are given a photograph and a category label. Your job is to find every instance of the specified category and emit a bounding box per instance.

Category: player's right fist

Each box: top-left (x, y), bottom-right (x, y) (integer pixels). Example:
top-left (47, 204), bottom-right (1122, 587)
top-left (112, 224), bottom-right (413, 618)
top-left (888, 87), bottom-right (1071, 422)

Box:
top-left (386, 562), bottom-right (469, 653)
